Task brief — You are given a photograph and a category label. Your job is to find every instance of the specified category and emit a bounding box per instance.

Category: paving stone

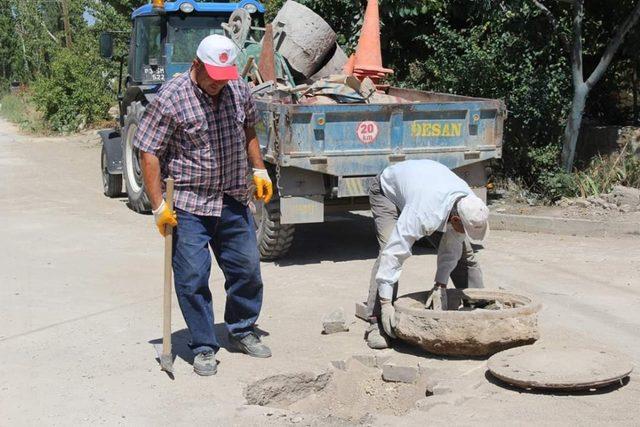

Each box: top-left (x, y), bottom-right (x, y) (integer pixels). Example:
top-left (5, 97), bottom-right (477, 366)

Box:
top-left (415, 394), bottom-right (467, 411)
top-left (417, 363), bottom-right (438, 381)
top-left (374, 350), bottom-right (394, 368)
top-left (382, 362), bottom-right (419, 384)
top-left (322, 307), bottom-right (349, 334)
top-left (330, 360), bottom-right (347, 371)
top-left (431, 383), bottom-right (454, 395)
top-left (351, 354), bottom-right (377, 368)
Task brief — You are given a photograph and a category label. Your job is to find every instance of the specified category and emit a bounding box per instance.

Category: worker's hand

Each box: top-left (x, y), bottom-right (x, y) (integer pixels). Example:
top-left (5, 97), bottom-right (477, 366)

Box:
top-left (152, 200), bottom-right (177, 237)
top-left (425, 283), bottom-right (447, 309)
top-left (252, 168), bottom-right (273, 204)
top-left (380, 298), bottom-right (397, 339)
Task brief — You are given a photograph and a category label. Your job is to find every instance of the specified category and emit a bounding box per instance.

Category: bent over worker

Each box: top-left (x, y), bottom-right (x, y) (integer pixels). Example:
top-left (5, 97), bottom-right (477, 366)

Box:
top-left (364, 159), bottom-right (489, 349)
top-left (134, 35), bottom-right (273, 376)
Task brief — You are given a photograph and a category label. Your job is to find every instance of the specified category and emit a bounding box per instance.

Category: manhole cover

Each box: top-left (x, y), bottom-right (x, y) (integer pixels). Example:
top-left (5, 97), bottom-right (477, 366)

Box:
top-left (488, 345), bottom-right (633, 391)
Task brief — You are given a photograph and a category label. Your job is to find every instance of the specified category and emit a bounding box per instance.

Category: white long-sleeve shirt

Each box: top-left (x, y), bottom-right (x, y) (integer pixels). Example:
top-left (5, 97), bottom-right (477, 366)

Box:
top-left (376, 159), bottom-right (472, 299)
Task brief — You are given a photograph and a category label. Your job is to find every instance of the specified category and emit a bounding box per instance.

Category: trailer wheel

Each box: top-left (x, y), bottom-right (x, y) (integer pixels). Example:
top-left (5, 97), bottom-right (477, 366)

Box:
top-left (122, 101), bottom-right (152, 213)
top-left (253, 199), bottom-right (295, 261)
top-left (101, 144), bottom-right (122, 197)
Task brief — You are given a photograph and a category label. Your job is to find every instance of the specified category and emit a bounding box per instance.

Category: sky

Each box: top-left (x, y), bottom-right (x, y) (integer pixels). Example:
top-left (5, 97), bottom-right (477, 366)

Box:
top-left (83, 9), bottom-right (96, 26)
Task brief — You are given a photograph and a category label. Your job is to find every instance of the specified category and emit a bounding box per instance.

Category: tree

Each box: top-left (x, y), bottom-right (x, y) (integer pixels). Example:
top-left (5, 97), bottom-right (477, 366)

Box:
top-left (99, 0), bottom-right (145, 18)
top-left (533, 0), bottom-right (640, 171)
top-left (0, 2), bottom-right (19, 83)
top-left (266, 1), bottom-right (575, 188)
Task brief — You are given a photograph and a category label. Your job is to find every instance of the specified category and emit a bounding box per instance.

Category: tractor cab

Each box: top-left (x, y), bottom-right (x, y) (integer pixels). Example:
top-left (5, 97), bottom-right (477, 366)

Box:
top-left (128, 0), bottom-right (265, 85)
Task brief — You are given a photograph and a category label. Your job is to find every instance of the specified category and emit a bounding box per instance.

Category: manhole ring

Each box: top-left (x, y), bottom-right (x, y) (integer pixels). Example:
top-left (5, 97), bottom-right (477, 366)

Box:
top-left (394, 290), bottom-right (541, 356)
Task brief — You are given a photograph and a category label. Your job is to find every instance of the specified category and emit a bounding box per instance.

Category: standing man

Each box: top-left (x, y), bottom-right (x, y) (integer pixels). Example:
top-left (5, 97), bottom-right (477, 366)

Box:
top-left (135, 35), bottom-right (274, 376)
top-left (364, 159), bottom-right (489, 349)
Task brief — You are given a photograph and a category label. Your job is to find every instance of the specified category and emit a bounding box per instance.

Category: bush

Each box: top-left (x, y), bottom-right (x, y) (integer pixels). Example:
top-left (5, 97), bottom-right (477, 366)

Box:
top-left (537, 169), bottom-right (579, 201)
top-left (32, 48), bottom-right (112, 132)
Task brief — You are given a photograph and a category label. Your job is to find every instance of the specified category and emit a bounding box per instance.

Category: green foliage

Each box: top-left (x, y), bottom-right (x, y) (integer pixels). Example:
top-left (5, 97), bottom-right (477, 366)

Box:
top-left (266, 0), bottom-right (640, 199)
top-left (0, 92), bottom-right (51, 134)
top-left (575, 154), bottom-right (640, 197)
top-left (266, 0), bottom-right (445, 52)
top-left (533, 152), bottom-right (640, 202)
top-left (537, 169), bottom-right (579, 201)
top-left (392, 2), bottom-right (573, 190)
top-left (31, 48), bottom-right (112, 132)
top-left (266, 1), bottom-right (575, 192)
top-left (0, 3), bottom-right (18, 83)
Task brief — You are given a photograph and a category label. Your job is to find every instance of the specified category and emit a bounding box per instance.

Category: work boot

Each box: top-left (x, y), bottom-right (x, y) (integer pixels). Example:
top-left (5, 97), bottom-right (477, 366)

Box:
top-left (193, 351), bottom-right (217, 376)
top-left (366, 322), bottom-right (391, 350)
top-left (229, 332), bottom-right (272, 358)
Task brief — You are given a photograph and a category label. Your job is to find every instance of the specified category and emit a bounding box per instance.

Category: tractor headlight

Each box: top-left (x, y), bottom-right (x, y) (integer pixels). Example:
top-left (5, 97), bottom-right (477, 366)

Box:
top-left (179, 2), bottom-right (195, 13)
top-left (243, 3), bottom-right (258, 13)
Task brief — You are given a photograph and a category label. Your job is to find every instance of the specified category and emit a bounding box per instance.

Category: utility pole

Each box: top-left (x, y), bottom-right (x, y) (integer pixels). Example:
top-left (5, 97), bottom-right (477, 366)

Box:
top-left (60, 0), bottom-right (72, 48)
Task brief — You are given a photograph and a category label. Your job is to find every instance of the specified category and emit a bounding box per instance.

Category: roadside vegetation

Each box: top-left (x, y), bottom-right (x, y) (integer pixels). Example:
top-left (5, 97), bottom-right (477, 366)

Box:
top-left (1, 0), bottom-right (639, 201)
top-left (574, 153), bottom-right (640, 197)
top-left (0, 91), bottom-right (51, 134)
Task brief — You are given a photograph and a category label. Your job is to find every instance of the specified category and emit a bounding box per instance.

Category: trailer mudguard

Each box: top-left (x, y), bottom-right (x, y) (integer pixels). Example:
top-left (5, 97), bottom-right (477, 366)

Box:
top-left (99, 129), bottom-right (123, 175)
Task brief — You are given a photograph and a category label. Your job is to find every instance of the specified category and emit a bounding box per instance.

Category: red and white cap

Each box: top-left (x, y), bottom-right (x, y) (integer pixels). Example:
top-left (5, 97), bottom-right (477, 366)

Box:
top-left (196, 35), bottom-right (239, 80)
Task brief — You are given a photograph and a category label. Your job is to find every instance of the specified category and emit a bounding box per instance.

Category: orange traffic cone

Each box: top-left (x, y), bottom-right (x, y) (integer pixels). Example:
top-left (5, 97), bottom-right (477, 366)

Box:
top-left (343, 54), bottom-right (356, 75)
top-left (352, 0), bottom-right (392, 82)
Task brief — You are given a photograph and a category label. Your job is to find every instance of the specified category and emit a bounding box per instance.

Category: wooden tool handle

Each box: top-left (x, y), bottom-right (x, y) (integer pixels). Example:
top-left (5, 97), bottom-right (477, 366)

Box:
top-left (162, 178), bottom-right (174, 357)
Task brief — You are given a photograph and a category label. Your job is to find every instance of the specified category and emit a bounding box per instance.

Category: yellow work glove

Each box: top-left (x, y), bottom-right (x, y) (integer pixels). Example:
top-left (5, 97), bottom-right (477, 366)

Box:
top-left (252, 168), bottom-right (273, 204)
top-left (152, 200), bottom-right (177, 236)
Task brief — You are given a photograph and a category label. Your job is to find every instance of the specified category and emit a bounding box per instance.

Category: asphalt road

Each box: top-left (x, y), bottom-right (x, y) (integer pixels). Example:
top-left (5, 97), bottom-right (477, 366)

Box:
top-left (1, 119), bottom-right (639, 425)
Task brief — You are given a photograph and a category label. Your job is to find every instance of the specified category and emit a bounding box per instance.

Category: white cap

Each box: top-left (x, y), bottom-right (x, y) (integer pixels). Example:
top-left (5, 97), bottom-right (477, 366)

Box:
top-left (195, 35), bottom-right (239, 80)
top-left (457, 194), bottom-right (489, 243)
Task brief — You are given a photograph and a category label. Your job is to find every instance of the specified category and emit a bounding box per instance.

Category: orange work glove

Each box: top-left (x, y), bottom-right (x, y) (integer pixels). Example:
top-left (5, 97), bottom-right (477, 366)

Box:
top-left (152, 200), bottom-right (177, 236)
top-left (252, 168), bottom-right (273, 204)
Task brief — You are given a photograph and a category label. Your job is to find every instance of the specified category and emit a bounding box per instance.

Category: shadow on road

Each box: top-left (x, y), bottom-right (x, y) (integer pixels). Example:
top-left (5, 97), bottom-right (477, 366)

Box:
top-left (149, 324), bottom-right (270, 366)
top-left (483, 370), bottom-right (631, 395)
top-left (274, 212), bottom-right (438, 266)
top-left (391, 339), bottom-right (491, 361)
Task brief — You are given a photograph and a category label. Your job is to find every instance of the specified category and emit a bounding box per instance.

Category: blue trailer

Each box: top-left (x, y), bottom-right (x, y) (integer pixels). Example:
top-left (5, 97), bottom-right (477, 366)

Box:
top-left (252, 88), bottom-right (506, 259)
top-left (98, 1), bottom-right (506, 261)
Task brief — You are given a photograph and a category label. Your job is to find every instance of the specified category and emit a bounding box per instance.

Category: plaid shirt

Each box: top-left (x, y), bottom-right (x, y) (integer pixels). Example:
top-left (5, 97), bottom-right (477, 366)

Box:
top-left (134, 71), bottom-right (258, 216)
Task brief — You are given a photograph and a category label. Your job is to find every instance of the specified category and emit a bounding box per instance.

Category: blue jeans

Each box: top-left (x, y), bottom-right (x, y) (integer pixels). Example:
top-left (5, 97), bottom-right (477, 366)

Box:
top-left (172, 195), bottom-right (263, 355)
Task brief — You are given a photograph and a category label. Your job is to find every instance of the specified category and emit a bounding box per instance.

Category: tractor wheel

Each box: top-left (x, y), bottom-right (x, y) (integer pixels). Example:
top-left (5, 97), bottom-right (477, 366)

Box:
top-left (101, 144), bottom-right (122, 197)
top-left (122, 101), bottom-right (152, 213)
top-left (253, 197), bottom-right (295, 261)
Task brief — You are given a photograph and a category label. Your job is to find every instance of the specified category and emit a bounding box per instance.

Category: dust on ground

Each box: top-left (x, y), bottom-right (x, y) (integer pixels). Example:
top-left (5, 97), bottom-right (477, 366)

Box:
top-left (489, 185), bottom-right (640, 222)
top-left (246, 359), bottom-right (429, 423)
